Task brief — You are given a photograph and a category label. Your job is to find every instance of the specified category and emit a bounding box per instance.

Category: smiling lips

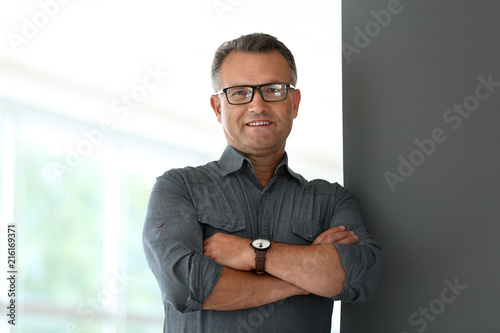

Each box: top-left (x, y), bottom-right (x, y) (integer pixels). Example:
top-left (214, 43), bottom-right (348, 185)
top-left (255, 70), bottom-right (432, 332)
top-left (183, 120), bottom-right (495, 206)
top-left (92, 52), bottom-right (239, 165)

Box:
top-left (246, 121), bottom-right (273, 126)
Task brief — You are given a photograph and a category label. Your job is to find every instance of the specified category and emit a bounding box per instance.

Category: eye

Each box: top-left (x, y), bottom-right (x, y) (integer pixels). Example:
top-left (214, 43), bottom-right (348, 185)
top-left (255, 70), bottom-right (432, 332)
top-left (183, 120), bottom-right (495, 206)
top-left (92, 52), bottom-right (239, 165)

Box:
top-left (231, 89), bottom-right (247, 96)
top-left (263, 84), bottom-right (285, 95)
top-left (228, 87), bottom-right (252, 99)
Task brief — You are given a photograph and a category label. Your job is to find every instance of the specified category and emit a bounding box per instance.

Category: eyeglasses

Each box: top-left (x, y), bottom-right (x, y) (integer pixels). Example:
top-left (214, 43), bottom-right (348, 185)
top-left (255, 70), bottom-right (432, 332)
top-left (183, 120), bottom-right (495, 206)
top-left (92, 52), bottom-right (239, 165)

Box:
top-left (215, 82), bottom-right (295, 105)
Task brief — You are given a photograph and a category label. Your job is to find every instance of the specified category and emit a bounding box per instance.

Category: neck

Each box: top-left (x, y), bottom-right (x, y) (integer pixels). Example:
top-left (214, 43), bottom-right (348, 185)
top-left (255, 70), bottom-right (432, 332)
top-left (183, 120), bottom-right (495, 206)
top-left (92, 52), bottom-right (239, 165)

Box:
top-left (241, 150), bottom-right (285, 188)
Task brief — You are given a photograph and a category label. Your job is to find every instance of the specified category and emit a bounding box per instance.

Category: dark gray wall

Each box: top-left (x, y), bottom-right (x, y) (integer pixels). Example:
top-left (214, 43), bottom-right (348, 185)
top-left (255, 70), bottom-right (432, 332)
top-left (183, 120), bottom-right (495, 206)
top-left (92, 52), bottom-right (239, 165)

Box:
top-left (342, 1), bottom-right (500, 332)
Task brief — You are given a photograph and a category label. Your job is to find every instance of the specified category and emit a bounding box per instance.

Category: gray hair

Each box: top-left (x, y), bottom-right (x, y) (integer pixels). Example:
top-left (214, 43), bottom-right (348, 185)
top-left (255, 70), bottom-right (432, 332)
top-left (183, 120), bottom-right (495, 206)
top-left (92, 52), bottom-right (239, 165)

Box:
top-left (211, 33), bottom-right (298, 91)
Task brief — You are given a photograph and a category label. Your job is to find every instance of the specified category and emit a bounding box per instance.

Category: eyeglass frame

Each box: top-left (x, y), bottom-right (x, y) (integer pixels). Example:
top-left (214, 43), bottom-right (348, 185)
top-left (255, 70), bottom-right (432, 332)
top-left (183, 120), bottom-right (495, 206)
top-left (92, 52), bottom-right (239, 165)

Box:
top-left (215, 82), bottom-right (296, 105)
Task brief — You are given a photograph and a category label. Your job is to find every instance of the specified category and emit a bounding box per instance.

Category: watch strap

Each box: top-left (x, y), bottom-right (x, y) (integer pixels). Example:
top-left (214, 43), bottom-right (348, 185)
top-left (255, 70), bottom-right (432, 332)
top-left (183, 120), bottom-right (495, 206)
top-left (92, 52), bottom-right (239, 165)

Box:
top-left (255, 249), bottom-right (267, 274)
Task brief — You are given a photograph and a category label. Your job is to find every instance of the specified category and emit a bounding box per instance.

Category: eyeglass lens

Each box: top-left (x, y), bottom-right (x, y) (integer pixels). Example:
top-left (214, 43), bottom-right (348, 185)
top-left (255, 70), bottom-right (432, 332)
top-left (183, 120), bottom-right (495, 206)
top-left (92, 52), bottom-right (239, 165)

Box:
top-left (226, 83), bottom-right (289, 104)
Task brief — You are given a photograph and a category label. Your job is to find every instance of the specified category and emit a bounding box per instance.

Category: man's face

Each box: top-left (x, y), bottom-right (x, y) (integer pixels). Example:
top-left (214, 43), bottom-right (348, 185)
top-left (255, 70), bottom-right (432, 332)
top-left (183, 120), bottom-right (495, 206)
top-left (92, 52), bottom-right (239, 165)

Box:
top-left (210, 51), bottom-right (301, 159)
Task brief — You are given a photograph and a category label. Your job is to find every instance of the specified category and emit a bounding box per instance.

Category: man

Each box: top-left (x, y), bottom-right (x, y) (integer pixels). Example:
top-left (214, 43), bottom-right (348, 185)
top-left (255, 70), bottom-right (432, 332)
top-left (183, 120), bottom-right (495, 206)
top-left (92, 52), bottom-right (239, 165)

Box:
top-left (143, 33), bottom-right (383, 332)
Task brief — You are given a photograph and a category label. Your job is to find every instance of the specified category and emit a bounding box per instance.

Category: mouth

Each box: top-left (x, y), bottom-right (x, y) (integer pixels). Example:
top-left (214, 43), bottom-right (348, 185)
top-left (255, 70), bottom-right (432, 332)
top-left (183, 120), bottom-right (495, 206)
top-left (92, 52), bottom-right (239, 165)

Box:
top-left (246, 121), bottom-right (273, 127)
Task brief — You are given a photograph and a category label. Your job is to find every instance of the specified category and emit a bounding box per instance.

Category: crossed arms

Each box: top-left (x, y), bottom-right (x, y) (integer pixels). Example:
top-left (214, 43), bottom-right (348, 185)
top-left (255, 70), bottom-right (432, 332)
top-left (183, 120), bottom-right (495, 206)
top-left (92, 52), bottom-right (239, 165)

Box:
top-left (143, 171), bottom-right (383, 314)
top-left (202, 226), bottom-right (358, 311)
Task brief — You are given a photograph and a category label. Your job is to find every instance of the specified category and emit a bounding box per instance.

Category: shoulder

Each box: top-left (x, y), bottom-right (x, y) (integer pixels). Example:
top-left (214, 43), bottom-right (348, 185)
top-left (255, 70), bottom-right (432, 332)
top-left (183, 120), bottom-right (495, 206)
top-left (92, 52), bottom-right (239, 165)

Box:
top-left (300, 177), bottom-right (357, 206)
top-left (300, 176), bottom-right (345, 196)
top-left (156, 161), bottom-right (223, 187)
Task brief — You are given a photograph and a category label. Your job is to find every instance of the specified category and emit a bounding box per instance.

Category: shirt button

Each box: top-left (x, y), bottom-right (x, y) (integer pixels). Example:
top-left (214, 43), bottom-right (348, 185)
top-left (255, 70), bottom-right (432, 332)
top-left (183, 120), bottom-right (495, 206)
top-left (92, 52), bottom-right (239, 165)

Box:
top-left (264, 312), bottom-right (270, 318)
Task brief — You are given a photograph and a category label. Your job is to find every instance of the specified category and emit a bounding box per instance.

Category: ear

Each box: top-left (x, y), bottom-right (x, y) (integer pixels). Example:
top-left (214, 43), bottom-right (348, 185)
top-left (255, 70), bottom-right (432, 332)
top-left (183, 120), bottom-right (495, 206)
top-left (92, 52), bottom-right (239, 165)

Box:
top-left (291, 89), bottom-right (301, 119)
top-left (210, 94), bottom-right (222, 123)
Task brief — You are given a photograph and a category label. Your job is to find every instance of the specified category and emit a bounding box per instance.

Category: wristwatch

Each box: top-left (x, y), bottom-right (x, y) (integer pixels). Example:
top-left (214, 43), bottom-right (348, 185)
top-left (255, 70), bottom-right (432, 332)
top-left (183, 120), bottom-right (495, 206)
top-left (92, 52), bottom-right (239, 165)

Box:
top-left (251, 239), bottom-right (271, 274)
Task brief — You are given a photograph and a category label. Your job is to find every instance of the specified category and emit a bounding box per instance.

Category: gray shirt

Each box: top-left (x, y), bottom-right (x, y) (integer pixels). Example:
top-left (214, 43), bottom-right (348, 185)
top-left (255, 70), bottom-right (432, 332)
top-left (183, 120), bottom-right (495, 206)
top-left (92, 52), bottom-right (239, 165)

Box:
top-left (143, 145), bottom-right (383, 332)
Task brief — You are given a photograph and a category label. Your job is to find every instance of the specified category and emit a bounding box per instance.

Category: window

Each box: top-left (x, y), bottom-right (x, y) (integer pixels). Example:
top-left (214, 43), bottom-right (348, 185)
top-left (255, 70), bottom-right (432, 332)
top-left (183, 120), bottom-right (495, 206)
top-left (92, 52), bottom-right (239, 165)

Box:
top-left (0, 1), bottom-right (342, 332)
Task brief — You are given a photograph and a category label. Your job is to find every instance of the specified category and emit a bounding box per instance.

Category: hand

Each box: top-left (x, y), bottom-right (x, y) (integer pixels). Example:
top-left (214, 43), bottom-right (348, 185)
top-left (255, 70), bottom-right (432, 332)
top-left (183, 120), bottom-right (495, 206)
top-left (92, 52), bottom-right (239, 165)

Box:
top-left (312, 226), bottom-right (358, 245)
top-left (203, 233), bottom-right (254, 271)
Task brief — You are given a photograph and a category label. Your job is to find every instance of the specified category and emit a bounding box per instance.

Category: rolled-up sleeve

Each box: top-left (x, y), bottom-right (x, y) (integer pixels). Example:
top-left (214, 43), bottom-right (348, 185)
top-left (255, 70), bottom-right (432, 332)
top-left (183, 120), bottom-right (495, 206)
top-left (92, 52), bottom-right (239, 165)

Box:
top-left (330, 186), bottom-right (384, 303)
top-left (142, 170), bottom-right (222, 313)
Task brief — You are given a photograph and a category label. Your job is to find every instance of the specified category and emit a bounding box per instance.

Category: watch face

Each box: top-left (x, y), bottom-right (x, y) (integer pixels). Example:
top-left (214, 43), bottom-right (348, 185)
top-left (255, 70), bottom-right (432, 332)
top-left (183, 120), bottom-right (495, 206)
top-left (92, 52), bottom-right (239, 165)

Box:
top-left (252, 239), bottom-right (271, 249)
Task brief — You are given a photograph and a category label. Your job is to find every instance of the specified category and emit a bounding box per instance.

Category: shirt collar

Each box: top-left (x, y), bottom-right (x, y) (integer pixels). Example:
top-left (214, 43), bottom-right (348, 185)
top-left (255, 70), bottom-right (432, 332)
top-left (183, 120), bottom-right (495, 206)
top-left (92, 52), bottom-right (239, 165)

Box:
top-left (219, 145), bottom-right (247, 176)
top-left (219, 145), bottom-right (304, 184)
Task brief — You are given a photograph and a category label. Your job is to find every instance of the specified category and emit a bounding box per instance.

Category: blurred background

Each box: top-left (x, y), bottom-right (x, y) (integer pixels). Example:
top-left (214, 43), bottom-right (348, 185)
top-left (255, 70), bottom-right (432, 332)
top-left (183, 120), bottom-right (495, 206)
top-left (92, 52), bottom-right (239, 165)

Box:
top-left (0, 1), bottom-right (342, 332)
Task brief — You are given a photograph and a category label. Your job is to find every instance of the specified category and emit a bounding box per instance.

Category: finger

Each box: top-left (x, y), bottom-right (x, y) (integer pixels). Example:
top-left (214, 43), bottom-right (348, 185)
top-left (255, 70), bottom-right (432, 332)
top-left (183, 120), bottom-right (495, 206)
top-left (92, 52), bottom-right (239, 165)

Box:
top-left (312, 233), bottom-right (327, 245)
top-left (314, 231), bottom-right (358, 244)
top-left (334, 233), bottom-right (359, 245)
top-left (328, 225), bottom-right (346, 233)
top-left (203, 238), bottom-right (213, 252)
top-left (312, 226), bottom-right (346, 245)
top-left (312, 232), bottom-right (333, 245)
top-left (335, 231), bottom-right (359, 244)
top-left (329, 231), bottom-right (356, 243)
top-left (317, 230), bottom-right (351, 243)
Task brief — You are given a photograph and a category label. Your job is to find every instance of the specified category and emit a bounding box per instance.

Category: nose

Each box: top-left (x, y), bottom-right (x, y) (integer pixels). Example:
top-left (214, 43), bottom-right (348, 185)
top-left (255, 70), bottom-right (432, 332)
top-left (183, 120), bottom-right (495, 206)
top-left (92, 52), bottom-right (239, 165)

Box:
top-left (247, 88), bottom-right (268, 114)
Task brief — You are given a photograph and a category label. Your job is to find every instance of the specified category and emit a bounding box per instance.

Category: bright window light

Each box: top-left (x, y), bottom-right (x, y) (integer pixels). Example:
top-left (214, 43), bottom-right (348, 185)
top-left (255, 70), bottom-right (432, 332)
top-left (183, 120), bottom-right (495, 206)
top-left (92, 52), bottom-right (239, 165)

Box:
top-left (0, 1), bottom-right (342, 332)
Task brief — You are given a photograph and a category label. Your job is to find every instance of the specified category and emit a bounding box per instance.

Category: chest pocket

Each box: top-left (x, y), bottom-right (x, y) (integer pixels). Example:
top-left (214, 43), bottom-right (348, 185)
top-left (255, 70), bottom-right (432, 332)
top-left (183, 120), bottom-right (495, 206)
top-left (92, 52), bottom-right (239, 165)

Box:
top-left (291, 219), bottom-right (323, 244)
top-left (198, 212), bottom-right (246, 238)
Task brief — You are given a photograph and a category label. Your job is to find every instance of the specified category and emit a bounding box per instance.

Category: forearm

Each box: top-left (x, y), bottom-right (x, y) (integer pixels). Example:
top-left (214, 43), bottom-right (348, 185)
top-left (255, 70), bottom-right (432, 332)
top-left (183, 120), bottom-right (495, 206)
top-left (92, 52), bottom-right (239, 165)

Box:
top-left (265, 242), bottom-right (345, 298)
top-left (203, 266), bottom-right (307, 311)
top-left (203, 230), bottom-right (353, 300)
